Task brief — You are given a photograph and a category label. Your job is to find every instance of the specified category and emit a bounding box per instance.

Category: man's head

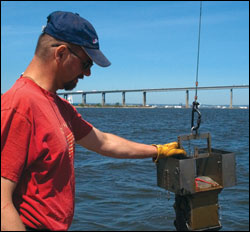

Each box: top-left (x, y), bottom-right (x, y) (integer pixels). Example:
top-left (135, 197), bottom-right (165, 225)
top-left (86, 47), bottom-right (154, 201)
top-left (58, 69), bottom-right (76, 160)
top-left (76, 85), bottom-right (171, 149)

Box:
top-left (34, 11), bottom-right (111, 91)
top-left (34, 33), bottom-right (94, 90)
top-left (42, 11), bottom-right (111, 67)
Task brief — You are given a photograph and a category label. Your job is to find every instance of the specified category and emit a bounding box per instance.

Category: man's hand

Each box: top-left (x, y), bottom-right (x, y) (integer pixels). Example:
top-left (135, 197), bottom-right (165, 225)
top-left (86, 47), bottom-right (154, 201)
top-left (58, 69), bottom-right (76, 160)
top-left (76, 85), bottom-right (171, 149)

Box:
top-left (152, 142), bottom-right (186, 163)
top-left (1, 177), bottom-right (26, 231)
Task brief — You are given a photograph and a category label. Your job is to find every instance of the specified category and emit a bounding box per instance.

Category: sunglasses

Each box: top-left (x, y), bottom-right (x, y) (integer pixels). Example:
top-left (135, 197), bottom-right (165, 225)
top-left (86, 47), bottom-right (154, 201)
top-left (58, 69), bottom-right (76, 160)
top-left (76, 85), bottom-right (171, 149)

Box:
top-left (51, 44), bottom-right (93, 71)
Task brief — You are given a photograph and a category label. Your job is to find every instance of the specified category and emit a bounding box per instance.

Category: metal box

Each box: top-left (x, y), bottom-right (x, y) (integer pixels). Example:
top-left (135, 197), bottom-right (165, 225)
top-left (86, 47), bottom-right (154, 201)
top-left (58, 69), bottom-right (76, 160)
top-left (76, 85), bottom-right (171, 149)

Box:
top-left (156, 133), bottom-right (237, 231)
top-left (156, 135), bottom-right (236, 195)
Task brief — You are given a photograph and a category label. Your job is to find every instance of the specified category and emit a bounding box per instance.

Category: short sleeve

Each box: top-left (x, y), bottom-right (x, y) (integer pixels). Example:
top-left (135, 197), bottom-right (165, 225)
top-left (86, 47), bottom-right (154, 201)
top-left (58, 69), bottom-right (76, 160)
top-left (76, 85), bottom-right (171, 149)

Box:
top-left (56, 97), bottom-right (93, 141)
top-left (69, 106), bottom-right (93, 141)
top-left (57, 98), bottom-right (92, 141)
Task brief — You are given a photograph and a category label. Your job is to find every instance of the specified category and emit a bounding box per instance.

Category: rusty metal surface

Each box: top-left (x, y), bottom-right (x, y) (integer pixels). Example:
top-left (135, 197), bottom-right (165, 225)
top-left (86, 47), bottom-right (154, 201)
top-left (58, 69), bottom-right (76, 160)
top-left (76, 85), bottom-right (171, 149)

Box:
top-left (157, 157), bottom-right (196, 195)
top-left (178, 132), bottom-right (212, 156)
top-left (156, 149), bottom-right (236, 195)
top-left (156, 133), bottom-right (236, 231)
top-left (156, 132), bottom-right (236, 195)
top-left (174, 189), bottom-right (223, 231)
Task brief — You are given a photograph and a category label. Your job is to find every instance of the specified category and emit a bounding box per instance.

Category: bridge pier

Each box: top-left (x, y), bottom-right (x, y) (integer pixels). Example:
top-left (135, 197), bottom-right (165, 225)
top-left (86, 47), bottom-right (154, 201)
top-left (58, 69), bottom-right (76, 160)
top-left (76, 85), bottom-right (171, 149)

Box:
top-left (186, 90), bottom-right (189, 108)
top-left (82, 93), bottom-right (86, 105)
top-left (143, 92), bottom-right (146, 106)
top-left (102, 92), bottom-right (106, 106)
top-left (63, 94), bottom-right (68, 100)
top-left (122, 92), bottom-right (126, 106)
top-left (230, 89), bottom-right (233, 109)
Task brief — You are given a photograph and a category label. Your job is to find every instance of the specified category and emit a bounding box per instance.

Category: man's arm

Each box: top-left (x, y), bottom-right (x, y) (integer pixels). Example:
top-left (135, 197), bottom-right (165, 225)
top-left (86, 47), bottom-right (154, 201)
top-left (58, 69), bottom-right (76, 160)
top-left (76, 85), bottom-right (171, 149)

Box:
top-left (1, 177), bottom-right (26, 231)
top-left (76, 127), bottom-right (158, 159)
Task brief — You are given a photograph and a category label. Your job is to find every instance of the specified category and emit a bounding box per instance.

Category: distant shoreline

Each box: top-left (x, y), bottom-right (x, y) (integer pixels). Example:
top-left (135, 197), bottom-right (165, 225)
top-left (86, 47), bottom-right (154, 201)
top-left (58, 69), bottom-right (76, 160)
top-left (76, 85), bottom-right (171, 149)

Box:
top-left (74, 105), bottom-right (249, 109)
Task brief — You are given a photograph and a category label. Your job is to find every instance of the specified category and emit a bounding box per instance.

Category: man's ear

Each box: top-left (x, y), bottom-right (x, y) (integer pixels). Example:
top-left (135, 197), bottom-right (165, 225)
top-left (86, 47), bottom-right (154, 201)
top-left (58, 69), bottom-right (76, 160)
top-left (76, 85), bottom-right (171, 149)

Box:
top-left (55, 45), bottom-right (67, 62)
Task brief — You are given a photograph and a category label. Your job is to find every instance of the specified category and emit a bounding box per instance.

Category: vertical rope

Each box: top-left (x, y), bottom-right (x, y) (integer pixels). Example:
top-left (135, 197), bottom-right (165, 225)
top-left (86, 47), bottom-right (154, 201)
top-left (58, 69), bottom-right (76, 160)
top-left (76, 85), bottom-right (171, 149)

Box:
top-left (195, 1), bottom-right (202, 101)
top-left (191, 1), bottom-right (203, 133)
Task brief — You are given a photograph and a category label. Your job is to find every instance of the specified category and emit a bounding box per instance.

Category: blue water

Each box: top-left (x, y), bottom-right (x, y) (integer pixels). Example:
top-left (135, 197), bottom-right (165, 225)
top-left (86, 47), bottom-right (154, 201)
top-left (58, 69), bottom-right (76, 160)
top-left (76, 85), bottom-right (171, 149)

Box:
top-left (69, 108), bottom-right (249, 231)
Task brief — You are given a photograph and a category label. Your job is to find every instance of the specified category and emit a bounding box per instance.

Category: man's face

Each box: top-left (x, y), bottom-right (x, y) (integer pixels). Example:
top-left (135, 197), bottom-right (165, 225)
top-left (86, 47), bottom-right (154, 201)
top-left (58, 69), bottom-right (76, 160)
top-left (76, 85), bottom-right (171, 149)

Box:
top-left (63, 46), bottom-right (93, 90)
top-left (53, 44), bottom-right (93, 91)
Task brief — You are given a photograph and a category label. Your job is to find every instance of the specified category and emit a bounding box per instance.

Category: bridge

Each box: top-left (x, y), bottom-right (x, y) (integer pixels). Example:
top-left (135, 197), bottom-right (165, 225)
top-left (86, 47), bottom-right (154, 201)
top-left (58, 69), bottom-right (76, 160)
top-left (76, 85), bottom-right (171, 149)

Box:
top-left (57, 85), bottom-right (249, 108)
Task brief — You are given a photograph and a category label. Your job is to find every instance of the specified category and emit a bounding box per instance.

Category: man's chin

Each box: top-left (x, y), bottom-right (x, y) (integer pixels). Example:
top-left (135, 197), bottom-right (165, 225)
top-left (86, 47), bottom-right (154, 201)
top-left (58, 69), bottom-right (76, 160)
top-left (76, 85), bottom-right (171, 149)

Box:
top-left (63, 79), bottom-right (78, 91)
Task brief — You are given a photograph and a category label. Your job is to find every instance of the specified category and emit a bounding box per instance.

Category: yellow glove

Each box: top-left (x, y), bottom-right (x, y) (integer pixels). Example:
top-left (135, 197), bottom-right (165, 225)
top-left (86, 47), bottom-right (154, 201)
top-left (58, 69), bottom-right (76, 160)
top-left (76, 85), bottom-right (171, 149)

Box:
top-left (152, 142), bottom-right (187, 163)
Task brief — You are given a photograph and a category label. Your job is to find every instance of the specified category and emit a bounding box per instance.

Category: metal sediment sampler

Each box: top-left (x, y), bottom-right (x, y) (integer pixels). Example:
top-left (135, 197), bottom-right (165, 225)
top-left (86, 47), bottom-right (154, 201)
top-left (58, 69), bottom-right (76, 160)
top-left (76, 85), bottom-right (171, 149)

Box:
top-left (154, 2), bottom-right (237, 230)
top-left (156, 133), bottom-right (236, 230)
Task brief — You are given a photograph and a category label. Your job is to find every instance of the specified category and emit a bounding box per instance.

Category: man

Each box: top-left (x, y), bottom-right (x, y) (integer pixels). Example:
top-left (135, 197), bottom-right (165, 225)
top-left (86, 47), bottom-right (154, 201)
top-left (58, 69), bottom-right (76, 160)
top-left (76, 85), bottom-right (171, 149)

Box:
top-left (1, 11), bottom-right (186, 231)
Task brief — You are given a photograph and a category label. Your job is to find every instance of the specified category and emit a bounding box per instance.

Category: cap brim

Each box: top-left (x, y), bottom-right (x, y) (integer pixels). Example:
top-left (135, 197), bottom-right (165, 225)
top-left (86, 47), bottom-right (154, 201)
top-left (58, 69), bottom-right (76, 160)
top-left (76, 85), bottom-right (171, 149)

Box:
top-left (81, 47), bottom-right (111, 67)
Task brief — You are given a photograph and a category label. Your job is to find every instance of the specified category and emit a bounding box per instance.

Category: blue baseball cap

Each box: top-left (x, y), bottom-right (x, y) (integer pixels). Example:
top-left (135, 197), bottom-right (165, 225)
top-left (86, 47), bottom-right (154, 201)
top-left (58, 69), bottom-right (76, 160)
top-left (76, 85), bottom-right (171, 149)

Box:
top-left (43, 11), bottom-right (111, 67)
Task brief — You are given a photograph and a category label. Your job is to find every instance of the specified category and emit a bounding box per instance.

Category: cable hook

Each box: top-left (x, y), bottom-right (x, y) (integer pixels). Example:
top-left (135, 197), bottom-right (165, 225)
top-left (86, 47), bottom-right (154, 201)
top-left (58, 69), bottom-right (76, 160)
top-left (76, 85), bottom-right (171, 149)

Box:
top-left (191, 101), bottom-right (201, 134)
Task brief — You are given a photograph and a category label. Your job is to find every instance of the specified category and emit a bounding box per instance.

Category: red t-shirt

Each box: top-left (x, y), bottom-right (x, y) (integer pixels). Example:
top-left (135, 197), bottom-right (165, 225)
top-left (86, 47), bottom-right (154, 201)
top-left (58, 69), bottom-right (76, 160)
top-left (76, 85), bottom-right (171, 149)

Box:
top-left (1, 76), bottom-right (93, 230)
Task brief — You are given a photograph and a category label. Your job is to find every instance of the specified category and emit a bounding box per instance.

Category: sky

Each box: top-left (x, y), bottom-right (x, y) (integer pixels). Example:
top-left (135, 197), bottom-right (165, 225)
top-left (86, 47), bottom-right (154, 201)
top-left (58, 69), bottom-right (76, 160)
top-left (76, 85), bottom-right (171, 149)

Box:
top-left (1, 1), bottom-right (249, 105)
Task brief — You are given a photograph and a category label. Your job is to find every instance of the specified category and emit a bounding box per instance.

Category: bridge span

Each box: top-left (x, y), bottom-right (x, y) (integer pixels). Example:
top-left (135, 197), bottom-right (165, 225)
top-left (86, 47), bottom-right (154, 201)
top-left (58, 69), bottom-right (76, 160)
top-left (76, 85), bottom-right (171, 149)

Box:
top-left (57, 85), bottom-right (249, 108)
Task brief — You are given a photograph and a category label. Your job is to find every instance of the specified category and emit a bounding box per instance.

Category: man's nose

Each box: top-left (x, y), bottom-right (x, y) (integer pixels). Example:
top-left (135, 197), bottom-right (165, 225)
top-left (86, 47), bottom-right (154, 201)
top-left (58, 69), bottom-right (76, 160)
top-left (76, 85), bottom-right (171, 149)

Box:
top-left (83, 68), bottom-right (91, 77)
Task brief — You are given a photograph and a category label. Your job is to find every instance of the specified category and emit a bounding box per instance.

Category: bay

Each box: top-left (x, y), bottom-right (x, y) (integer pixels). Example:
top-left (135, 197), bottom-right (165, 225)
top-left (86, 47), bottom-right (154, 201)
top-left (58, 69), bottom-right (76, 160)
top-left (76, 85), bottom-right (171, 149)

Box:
top-left (69, 108), bottom-right (249, 231)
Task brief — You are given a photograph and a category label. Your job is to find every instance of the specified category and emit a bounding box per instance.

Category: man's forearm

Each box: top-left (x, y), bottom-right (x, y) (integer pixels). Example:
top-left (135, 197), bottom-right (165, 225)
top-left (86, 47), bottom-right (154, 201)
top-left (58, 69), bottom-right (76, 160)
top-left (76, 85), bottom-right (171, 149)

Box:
top-left (97, 132), bottom-right (158, 159)
top-left (77, 127), bottom-right (158, 159)
top-left (1, 202), bottom-right (26, 231)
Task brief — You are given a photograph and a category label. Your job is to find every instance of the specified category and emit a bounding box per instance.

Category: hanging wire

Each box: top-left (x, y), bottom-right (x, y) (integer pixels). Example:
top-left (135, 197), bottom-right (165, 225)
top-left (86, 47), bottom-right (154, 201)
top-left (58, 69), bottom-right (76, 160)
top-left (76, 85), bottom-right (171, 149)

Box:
top-left (195, 1), bottom-right (202, 101)
top-left (191, 1), bottom-right (202, 134)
